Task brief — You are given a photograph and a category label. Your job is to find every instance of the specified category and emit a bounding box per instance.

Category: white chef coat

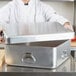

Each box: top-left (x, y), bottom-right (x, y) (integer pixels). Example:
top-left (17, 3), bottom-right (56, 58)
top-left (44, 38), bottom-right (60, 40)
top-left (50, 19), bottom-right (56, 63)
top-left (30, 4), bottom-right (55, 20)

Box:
top-left (0, 0), bottom-right (69, 36)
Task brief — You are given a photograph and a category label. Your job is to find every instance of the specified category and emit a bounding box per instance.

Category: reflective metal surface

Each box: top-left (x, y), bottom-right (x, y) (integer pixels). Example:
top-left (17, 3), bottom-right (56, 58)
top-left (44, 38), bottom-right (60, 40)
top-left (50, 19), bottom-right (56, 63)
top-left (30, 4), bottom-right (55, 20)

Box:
top-left (0, 56), bottom-right (75, 72)
top-left (4, 22), bottom-right (74, 44)
top-left (5, 40), bottom-right (70, 69)
top-left (2, 22), bottom-right (74, 71)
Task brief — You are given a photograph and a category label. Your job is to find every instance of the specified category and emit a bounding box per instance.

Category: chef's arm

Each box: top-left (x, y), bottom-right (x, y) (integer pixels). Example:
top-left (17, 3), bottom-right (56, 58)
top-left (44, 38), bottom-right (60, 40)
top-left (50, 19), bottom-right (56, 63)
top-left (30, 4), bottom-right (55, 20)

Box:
top-left (0, 4), bottom-right (10, 43)
top-left (47, 14), bottom-right (73, 31)
top-left (49, 14), bottom-right (73, 31)
top-left (42, 4), bottom-right (73, 31)
top-left (0, 3), bottom-right (10, 30)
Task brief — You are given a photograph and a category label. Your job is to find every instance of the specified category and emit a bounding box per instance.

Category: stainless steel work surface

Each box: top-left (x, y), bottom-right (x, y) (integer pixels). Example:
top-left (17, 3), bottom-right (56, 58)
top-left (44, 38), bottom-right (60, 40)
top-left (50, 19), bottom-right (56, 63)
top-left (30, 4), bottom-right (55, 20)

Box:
top-left (4, 22), bottom-right (74, 44)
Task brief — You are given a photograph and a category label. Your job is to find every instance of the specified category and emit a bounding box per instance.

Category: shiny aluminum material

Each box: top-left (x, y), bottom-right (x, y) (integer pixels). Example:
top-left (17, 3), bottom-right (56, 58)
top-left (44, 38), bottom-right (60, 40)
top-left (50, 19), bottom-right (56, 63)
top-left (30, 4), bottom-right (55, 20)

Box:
top-left (4, 22), bottom-right (74, 69)
top-left (4, 22), bottom-right (74, 44)
top-left (3, 58), bottom-right (71, 72)
top-left (5, 40), bottom-right (70, 69)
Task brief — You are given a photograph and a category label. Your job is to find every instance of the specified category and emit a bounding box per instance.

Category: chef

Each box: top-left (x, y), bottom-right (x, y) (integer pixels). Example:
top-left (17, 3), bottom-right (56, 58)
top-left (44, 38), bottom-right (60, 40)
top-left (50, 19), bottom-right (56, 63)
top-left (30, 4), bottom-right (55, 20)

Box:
top-left (0, 0), bottom-right (73, 42)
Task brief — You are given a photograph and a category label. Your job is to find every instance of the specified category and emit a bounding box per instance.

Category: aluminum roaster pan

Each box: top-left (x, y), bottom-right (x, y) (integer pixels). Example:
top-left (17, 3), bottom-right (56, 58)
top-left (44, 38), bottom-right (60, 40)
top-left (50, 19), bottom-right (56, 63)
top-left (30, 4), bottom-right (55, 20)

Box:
top-left (3, 22), bottom-right (74, 44)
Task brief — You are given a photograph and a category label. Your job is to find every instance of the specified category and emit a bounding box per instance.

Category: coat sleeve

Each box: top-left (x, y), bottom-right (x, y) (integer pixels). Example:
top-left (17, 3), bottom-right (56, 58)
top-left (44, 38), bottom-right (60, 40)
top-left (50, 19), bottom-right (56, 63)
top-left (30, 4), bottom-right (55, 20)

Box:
top-left (41, 2), bottom-right (69, 25)
top-left (0, 3), bottom-right (10, 29)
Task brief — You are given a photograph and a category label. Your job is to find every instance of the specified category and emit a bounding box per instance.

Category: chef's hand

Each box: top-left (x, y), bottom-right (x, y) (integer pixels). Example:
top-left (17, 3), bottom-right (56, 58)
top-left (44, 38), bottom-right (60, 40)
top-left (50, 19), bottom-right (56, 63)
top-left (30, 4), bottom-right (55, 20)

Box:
top-left (0, 30), bottom-right (4, 43)
top-left (64, 22), bottom-right (73, 31)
